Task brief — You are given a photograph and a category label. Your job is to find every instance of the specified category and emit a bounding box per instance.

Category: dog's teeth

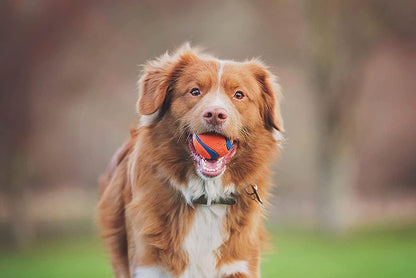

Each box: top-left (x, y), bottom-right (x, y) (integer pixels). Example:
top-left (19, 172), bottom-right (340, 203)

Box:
top-left (201, 158), bottom-right (225, 172)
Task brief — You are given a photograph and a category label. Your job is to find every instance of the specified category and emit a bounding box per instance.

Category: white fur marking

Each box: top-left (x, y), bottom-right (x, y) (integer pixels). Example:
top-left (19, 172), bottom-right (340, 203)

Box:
top-left (138, 110), bottom-right (159, 127)
top-left (128, 135), bottom-right (143, 188)
top-left (272, 129), bottom-right (285, 149)
top-left (209, 94), bottom-right (229, 108)
top-left (217, 61), bottom-right (225, 98)
top-left (134, 266), bottom-right (171, 278)
top-left (180, 205), bottom-right (228, 278)
top-left (203, 60), bottom-right (230, 120)
top-left (219, 260), bottom-right (250, 276)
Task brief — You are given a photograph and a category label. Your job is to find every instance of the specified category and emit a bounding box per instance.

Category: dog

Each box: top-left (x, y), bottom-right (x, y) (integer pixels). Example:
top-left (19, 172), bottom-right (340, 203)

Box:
top-left (98, 44), bottom-right (284, 278)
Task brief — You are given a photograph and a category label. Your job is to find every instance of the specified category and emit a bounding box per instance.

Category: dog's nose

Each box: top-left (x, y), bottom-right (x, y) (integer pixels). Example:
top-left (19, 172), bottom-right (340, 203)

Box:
top-left (203, 106), bottom-right (228, 125)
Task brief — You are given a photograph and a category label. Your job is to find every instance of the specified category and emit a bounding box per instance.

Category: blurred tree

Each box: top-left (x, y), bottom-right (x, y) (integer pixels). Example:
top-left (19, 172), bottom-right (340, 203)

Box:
top-left (0, 0), bottom-right (90, 248)
top-left (1, 0), bottom-right (34, 248)
top-left (305, 0), bottom-right (416, 231)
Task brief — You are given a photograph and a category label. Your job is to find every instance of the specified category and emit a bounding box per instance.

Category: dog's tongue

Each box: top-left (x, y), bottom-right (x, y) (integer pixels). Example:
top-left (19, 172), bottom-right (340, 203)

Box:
top-left (198, 157), bottom-right (225, 177)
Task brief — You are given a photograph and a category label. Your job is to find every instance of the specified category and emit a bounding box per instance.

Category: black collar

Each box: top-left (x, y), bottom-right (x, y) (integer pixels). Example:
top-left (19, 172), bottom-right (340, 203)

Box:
top-left (192, 195), bottom-right (236, 206)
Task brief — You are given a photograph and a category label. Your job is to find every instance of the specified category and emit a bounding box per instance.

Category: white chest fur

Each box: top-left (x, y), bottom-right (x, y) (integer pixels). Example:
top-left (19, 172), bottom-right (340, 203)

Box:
top-left (180, 205), bottom-right (228, 278)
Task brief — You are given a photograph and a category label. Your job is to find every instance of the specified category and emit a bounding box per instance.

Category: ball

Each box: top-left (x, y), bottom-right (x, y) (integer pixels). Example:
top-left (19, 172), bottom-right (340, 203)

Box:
top-left (192, 133), bottom-right (233, 160)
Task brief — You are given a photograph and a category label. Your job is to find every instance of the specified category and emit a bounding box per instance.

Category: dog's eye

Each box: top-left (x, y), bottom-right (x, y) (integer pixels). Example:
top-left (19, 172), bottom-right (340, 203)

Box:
top-left (190, 88), bottom-right (201, 96)
top-left (234, 91), bottom-right (245, 100)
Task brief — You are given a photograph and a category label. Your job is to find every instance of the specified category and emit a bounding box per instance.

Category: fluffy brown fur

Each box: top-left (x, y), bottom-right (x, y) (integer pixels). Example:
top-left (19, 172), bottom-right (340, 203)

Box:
top-left (98, 45), bottom-right (283, 278)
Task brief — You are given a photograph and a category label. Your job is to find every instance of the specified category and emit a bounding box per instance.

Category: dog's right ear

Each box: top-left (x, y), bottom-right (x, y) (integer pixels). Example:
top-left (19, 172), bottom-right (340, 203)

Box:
top-left (137, 45), bottom-right (200, 116)
top-left (137, 53), bottom-right (176, 115)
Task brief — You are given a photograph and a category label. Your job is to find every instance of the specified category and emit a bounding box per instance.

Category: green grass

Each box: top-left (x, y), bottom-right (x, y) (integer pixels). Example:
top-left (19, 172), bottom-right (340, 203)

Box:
top-left (1, 226), bottom-right (415, 278)
top-left (0, 236), bottom-right (112, 278)
top-left (262, 226), bottom-right (416, 278)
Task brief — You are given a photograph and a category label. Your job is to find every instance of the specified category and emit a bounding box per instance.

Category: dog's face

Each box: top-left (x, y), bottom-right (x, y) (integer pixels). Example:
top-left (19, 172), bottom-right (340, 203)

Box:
top-left (138, 47), bottom-right (283, 180)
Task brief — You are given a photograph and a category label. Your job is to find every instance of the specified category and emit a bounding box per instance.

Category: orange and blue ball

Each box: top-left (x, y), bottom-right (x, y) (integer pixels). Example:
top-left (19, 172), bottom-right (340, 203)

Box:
top-left (192, 133), bottom-right (233, 160)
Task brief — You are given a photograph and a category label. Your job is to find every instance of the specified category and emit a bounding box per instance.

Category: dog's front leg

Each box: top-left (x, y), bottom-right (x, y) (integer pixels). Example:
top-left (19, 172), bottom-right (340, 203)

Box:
top-left (127, 193), bottom-right (190, 278)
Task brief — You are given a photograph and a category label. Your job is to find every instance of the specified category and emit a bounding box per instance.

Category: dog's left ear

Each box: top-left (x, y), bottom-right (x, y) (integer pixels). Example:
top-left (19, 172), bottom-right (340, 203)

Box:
top-left (249, 61), bottom-right (284, 132)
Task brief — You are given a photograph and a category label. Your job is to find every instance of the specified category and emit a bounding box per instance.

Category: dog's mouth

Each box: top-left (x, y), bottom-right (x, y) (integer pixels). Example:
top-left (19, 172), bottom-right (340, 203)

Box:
top-left (188, 134), bottom-right (237, 178)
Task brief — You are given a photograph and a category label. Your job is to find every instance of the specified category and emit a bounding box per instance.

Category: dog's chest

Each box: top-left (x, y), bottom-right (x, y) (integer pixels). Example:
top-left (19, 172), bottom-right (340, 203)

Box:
top-left (180, 205), bottom-right (228, 278)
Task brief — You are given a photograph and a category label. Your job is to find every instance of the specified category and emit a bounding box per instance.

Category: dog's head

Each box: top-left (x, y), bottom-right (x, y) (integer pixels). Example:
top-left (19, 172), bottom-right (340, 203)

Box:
top-left (137, 45), bottom-right (283, 180)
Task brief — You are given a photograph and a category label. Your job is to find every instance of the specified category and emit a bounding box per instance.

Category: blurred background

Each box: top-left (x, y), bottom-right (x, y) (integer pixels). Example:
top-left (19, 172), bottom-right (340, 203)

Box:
top-left (1, 0), bottom-right (416, 277)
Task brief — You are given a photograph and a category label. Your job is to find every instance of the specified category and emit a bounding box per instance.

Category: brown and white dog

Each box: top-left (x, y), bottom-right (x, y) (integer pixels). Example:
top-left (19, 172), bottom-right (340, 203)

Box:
top-left (98, 45), bottom-right (284, 278)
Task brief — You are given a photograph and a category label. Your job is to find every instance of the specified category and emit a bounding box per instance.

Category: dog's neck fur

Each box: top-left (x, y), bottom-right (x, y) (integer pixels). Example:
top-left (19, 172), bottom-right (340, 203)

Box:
top-left (170, 175), bottom-right (235, 207)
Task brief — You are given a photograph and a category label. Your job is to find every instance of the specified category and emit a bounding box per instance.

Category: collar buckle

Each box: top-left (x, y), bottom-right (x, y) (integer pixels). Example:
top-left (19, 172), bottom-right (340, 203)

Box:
top-left (245, 184), bottom-right (265, 208)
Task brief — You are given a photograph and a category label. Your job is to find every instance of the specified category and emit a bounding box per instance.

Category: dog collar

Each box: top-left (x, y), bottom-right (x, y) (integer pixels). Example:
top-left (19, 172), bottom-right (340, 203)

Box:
top-left (190, 184), bottom-right (264, 206)
top-left (192, 195), bottom-right (236, 205)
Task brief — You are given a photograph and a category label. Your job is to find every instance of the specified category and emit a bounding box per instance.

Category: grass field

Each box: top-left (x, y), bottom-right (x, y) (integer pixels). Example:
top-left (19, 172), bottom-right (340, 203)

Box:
top-left (1, 226), bottom-right (415, 278)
